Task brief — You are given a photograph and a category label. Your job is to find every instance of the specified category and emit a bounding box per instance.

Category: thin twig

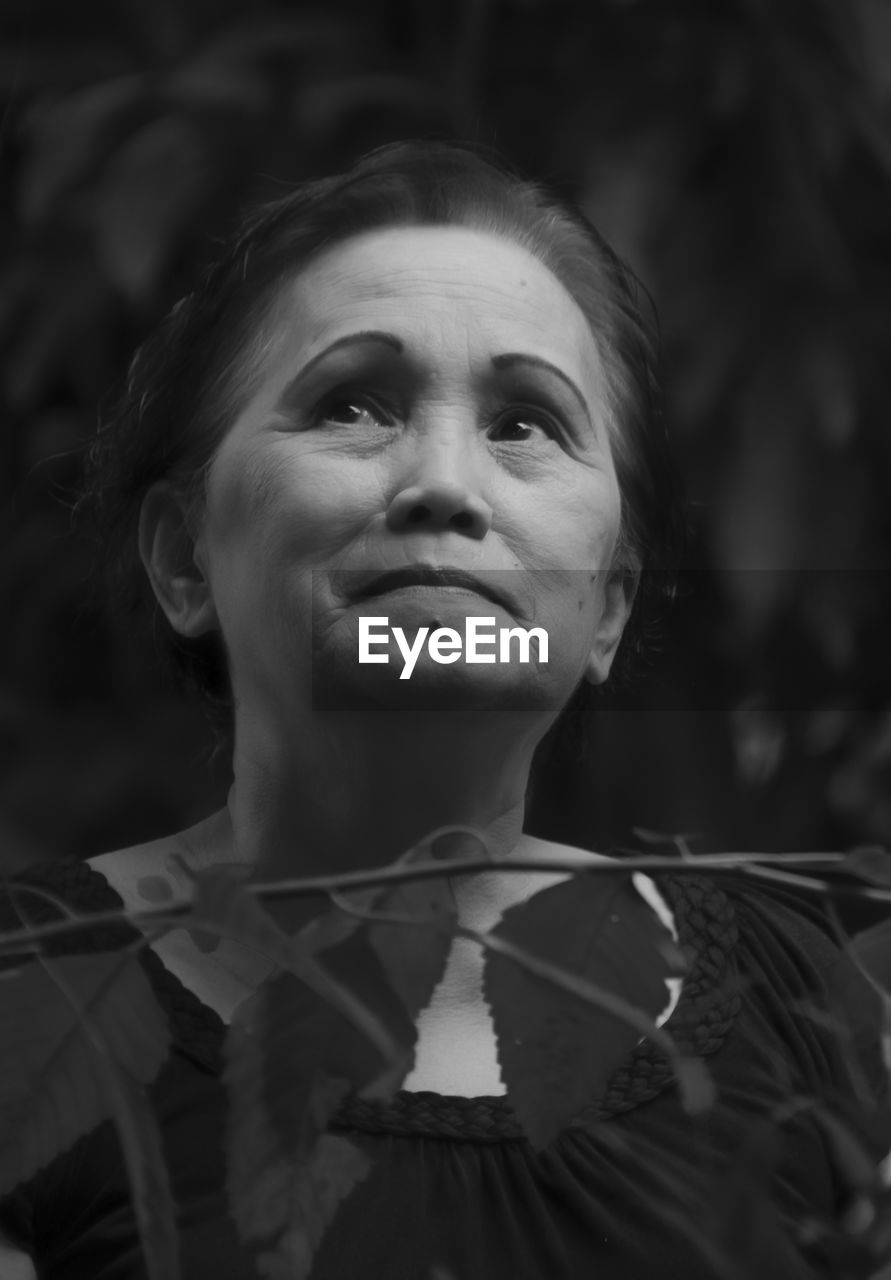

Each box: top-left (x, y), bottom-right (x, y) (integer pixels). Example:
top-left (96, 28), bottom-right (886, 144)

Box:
top-left (0, 850), bottom-right (883, 956)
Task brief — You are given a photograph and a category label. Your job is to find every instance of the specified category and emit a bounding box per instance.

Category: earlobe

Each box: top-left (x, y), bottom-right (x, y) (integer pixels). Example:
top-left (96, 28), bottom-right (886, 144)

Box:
top-left (584, 568), bottom-right (638, 686)
top-left (138, 482), bottom-right (217, 638)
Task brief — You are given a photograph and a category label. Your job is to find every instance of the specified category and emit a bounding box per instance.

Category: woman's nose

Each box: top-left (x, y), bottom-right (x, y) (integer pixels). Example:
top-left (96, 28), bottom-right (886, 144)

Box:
top-left (385, 438), bottom-right (494, 538)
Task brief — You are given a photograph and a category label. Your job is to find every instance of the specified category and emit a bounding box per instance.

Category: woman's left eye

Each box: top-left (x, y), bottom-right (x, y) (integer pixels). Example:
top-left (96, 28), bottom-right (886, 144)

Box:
top-left (487, 408), bottom-right (560, 443)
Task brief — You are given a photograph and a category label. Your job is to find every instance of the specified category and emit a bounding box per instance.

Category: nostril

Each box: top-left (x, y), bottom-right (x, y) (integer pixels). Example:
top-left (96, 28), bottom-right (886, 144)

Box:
top-left (386, 487), bottom-right (492, 537)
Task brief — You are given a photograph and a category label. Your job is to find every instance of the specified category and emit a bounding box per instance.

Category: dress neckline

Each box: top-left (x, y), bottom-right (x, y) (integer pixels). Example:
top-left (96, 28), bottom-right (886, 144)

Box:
top-left (10, 858), bottom-right (741, 1142)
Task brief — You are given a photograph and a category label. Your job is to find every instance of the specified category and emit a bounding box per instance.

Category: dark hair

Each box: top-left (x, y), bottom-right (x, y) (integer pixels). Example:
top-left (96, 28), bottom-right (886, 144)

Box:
top-left (81, 139), bottom-right (686, 716)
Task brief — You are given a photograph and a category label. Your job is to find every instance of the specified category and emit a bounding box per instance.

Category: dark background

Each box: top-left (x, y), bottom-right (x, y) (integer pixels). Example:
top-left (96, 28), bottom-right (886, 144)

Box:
top-left (1, 0), bottom-right (890, 874)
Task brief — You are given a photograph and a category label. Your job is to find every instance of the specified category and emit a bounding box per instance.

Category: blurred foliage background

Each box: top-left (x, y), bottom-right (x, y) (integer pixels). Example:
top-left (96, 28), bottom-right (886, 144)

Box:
top-left (1, 0), bottom-right (890, 877)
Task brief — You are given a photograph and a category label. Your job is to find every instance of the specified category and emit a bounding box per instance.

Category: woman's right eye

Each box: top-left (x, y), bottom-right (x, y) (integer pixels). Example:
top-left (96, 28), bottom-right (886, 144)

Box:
top-left (314, 394), bottom-right (394, 430)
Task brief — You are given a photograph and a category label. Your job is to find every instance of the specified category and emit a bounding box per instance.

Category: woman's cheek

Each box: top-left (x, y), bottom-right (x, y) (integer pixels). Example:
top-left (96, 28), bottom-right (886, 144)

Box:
top-left (272, 452), bottom-right (388, 558)
top-left (569, 485), bottom-right (623, 569)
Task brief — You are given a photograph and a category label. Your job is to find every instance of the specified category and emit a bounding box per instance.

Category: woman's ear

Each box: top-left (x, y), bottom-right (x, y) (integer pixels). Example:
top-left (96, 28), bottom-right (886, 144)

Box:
top-left (584, 567), bottom-right (638, 686)
top-left (138, 482), bottom-right (217, 638)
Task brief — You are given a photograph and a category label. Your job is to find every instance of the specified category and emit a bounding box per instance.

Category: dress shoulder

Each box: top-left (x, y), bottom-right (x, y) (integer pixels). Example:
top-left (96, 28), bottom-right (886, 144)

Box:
top-left (716, 875), bottom-right (891, 1159)
top-left (0, 856), bottom-right (138, 960)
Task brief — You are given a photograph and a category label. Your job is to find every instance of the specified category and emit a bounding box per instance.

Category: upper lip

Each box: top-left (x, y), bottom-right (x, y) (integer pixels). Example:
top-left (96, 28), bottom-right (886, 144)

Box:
top-left (348, 566), bottom-right (516, 612)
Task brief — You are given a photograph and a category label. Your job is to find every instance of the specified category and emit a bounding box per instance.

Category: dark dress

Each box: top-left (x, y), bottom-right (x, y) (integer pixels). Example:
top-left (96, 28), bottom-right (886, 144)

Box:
top-left (0, 858), bottom-right (888, 1280)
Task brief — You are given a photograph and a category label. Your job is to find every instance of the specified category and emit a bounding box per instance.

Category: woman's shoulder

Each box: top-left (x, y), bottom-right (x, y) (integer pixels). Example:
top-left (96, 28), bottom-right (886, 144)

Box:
top-left (0, 813), bottom-right (229, 956)
top-left (704, 876), bottom-right (891, 1139)
top-left (716, 875), bottom-right (857, 983)
top-left (86, 835), bottom-right (185, 913)
top-left (87, 807), bottom-right (235, 907)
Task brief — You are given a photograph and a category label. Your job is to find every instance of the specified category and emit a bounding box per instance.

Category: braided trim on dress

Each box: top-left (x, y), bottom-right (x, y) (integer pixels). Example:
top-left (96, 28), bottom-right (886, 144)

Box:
top-left (0, 858), bottom-right (226, 1072)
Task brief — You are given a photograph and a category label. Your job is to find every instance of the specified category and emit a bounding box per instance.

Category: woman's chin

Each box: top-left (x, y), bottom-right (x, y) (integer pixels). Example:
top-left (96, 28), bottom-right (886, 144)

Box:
top-left (310, 657), bottom-right (552, 714)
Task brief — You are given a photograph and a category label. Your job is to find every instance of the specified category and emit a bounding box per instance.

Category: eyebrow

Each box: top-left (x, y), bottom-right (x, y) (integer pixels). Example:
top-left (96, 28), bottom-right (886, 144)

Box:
top-left (491, 353), bottom-right (592, 430)
top-left (274, 332), bottom-right (593, 431)
top-left (275, 331), bottom-right (404, 411)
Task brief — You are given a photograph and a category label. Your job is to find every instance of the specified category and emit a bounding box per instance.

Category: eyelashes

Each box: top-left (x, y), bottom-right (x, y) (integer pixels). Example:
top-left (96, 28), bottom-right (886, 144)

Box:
top-left (487, 406), bottom-right (562, 443)
top-left (308, 387), bottom-right (570, 448)
top-left (313, 392), bottom-right (396, 430)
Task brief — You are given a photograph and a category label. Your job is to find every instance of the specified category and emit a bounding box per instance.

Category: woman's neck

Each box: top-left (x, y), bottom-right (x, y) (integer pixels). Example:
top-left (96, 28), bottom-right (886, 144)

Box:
top-left (225, 704), bottom-right (548, 886)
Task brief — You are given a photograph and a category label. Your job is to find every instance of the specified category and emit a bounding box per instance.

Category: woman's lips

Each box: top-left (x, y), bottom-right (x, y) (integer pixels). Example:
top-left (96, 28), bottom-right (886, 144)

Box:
top-left (347, 566), bottom-right (516, 612)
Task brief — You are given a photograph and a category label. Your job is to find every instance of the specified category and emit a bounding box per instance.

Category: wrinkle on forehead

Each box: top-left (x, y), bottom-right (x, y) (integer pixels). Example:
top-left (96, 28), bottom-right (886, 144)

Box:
top-left (282, 225), bottom-right (606, 392)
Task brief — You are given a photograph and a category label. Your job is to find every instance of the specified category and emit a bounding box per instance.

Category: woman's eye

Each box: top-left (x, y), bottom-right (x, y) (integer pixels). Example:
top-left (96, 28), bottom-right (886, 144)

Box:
top-left (315, 395), bottom-right (393, 429)
top-left (488, 408), bottom-right (559, 443)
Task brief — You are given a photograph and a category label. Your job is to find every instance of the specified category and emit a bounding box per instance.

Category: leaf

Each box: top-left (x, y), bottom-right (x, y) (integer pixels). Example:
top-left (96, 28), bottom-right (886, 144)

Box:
top-left (185, 861), bottom-right (292, 960)
top-left (483, 874), bottom-right (679, 1149)
top-left (675, 1055), bottom-right (717, 1116)
top-left (225, 994), bottom-right (346, 1237)
top-left (291, 905), bottom-right (367, 959)
top-left (840, 846), bottom-right (891, 888)
top-left (186, 859), bottom-right (436, 1078)
top-left (6, 942), bottom-right (178, 1279)
top-left (254, 1136), bottom-right (371, 1280)
top-left (91, 1057), bottom-right (180, 1280)
top-left (711, 1121), bottom-right (784, 1279)
top-left (632, 827), bottom-right (701, 857)
top-left (225, 989), bottom-right (373, 1278)
top-left (810, 1106), bottom-right (882, 1198)
top-left (184, 823), bottom-right (473, 967)
top-left (294, 73), bottom-right (439, 140)
top-left (225, 930), bottom-right (414, 1179)
top-left (292, 936), bottom-right (418, 1114)
top-left (366, 862), bottom-right (458, 1027)
top-left (185, 14), bottom-right (355, 71)
top-left (184, 859), bottom-right (352, 968)
top-left (846, 921), bottom-right (891, 1075)
top-left (163, 64), bottom-right (268, 116)
top-left (18, 75), bottom-right (147, 222)
top-left (0, 951), bottom-right (170, 1196)
top-left (850, 920), bottom-right (891, 996)
top-left (295, 825), bottom-right (470, 987)
top-left (91, 115), bottom-right (209, 303)
top-left (259, 969), bottom-right (392, 1151)
top-left (857, 0), bottom-right (891, 101)
top-left (189, 859), bottom-right (419, 1109)
top-left (823, 918), bottom-right (891, 1093)
top-left (319, 826), bottom-right (466, 1028)
top-left (225, 999), bottom-right (290, 1240)
top-left (292, 859), bottom-right (419, 960)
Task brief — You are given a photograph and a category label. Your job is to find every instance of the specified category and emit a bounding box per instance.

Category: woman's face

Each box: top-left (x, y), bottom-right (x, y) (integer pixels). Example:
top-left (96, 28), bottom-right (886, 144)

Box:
top-left (188, 225), bottom-right (632, 714)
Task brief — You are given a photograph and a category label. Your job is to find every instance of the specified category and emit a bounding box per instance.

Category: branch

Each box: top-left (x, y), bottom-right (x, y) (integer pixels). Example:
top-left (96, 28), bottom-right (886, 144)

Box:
top-left (0, 849), bottom-right (881, 956)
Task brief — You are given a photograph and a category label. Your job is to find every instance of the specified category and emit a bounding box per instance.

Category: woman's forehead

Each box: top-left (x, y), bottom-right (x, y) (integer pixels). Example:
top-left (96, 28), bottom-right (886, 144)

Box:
top-left (256, 224), bottom-right (603, 390)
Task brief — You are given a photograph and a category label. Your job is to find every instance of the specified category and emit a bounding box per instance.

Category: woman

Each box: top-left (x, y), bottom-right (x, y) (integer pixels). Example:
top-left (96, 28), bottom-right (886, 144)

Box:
top-left (0, 141), bottom-right (887, 1280)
